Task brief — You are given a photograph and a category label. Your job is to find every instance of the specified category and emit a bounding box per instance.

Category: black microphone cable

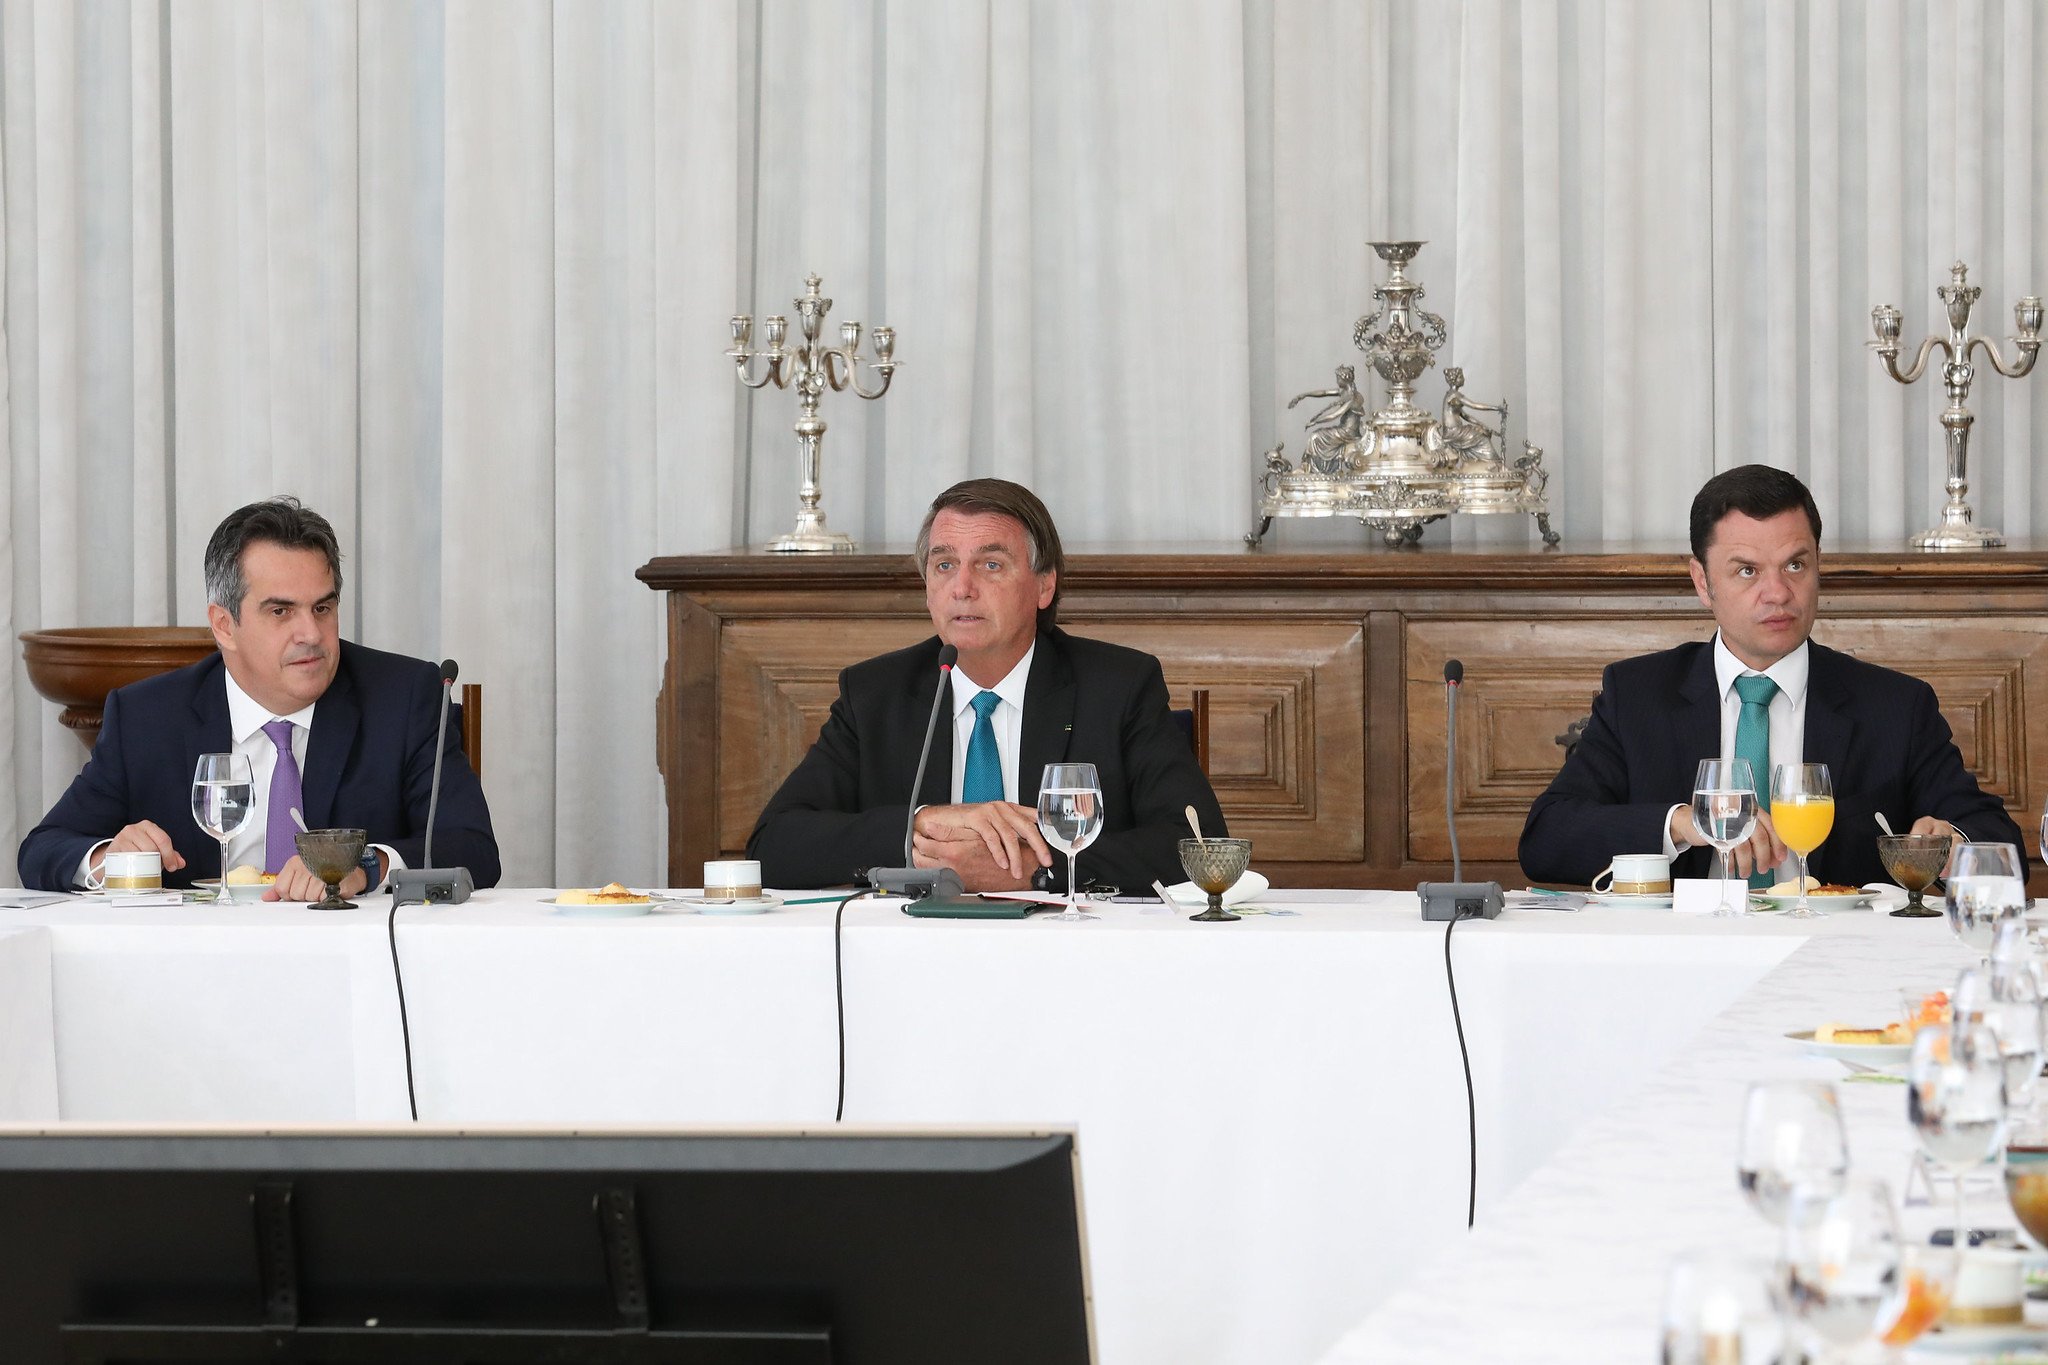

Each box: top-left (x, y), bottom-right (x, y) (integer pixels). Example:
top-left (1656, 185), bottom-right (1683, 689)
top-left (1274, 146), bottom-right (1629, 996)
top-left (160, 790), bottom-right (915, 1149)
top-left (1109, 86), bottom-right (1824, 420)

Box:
top-left (832, 886), bottom-right (880, 1121)
top-left (387, 898), bottom-right (419, 1120)
top-left (384, 657), bottom-right (456, 1124)
top-left (1444, 913), bottom-right (1477, 1228)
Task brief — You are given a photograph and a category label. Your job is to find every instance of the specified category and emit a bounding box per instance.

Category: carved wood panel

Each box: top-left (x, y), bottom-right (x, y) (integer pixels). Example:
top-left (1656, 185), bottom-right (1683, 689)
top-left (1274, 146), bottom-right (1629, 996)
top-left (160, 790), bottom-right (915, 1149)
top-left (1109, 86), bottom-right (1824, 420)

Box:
top-left (715, 618), bottom-right (1366, 861)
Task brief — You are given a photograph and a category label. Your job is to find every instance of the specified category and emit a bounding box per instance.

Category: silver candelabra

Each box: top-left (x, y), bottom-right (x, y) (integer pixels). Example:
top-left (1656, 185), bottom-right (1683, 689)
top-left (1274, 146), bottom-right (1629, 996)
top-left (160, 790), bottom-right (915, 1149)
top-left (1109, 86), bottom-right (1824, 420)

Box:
top-left (729, 273), bottom-right (899, 553)
top-left (1870, 260), bottom-right (2041, 551)
top-left (1250, 241), bottom-right (1558, 548)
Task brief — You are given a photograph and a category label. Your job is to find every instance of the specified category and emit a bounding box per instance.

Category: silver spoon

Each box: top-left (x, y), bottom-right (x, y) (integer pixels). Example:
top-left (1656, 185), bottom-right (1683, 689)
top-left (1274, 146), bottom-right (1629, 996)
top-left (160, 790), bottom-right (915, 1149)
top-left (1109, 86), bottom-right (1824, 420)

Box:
top-left (1184, 805), bottom-right (1204, 842)
top-left (289, 806), bottom-right (310, 833)
top-left (1874, 811), bottom-right (1896, 837)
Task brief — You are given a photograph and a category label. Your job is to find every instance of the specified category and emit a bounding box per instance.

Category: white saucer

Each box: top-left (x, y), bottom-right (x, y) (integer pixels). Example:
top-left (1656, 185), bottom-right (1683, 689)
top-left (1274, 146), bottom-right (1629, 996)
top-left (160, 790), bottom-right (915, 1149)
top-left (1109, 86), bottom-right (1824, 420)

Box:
top-left (680, 895), bottom-right (781, 915)
top-left (1587, 890), bottom-right (1674, 909)
top-left (1908, 1322), bottom-right (2046, 1355)
top-left (1750, 890), bottom-right (1877, 912)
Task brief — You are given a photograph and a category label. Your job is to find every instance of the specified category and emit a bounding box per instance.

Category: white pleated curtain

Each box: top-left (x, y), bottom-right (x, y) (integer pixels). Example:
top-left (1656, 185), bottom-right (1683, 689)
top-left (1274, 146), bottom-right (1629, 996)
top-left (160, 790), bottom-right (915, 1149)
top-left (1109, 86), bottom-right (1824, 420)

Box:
top-left (3, 0), bottom-right (2043, 886)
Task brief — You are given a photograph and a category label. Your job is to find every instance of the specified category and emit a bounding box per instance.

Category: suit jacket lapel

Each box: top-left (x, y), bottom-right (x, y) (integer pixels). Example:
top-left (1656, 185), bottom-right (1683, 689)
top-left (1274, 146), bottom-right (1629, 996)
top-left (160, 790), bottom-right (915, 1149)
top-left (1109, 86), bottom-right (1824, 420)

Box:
top-left (187, 657), bottom-right (235, 770)
top-left (302, 661), bottom-right (360, 828)
top-left (1674, 643), bottom-right (1723, 779)
top-left (1802, 644), bottom-right (1853, 782)
top-left (917, 676), bottom-right (955, 808)
top-left (1016, 632), bottom-right (1075, 809)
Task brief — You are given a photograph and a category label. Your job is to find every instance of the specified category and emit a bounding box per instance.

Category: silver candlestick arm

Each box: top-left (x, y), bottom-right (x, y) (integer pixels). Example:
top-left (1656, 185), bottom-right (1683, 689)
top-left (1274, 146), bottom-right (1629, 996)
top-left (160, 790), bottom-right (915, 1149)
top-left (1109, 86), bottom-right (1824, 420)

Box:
top-left (1870, 260), bottom-right (2041, 551)
top-left (726, 273), bottom-right (900, 553)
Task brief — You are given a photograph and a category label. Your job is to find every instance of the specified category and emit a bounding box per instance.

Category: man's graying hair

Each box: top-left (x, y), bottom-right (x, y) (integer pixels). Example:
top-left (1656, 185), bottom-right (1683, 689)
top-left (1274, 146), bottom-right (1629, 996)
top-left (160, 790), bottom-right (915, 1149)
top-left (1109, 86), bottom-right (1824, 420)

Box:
top-left (913, 478), bottom-right (1065, 629)
top-left (204, 497), bottom-right (344, 620)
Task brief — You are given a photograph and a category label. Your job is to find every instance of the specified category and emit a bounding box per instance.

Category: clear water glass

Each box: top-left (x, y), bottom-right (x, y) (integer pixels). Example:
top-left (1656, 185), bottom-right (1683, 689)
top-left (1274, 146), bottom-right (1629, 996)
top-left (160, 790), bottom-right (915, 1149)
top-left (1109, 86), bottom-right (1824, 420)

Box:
top-left (190, 752), bottom-right (253, 903)
top-left (1907, 1020), bottom-right (2009, 1266)
top-left (1660, 1249), bottom-right (1782, 1364)
top-left (1693, 758), bottom-right (1757, 918)
top-left (1037, 763), bottom-right (1103, 924)
top-left (1738, 1081), bottom-right (1850, 1229)
top-left (1783, 1176), bottom-right (1902, 1361)
top-left (1945, 842), bottom-right (2027, 961)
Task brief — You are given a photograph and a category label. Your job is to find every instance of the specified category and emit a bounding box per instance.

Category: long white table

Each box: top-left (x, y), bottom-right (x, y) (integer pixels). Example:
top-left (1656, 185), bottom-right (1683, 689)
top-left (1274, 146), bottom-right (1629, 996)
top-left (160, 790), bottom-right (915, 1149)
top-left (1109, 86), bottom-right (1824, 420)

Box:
top-left (0, 890), bottom-right (1941, 1363)
top-left (0, 926), bottom-right (57, 1120)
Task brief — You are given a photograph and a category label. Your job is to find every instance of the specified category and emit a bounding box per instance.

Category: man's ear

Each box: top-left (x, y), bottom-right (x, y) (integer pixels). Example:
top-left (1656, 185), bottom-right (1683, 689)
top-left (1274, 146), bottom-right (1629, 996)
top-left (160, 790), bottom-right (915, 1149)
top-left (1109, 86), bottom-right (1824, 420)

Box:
top-left (1036, 571), bottom-right (1057, 611)
top-left (206, 602), bottom-right (237, 654)
top-left (1686, 557), bottom-right (1713, 612)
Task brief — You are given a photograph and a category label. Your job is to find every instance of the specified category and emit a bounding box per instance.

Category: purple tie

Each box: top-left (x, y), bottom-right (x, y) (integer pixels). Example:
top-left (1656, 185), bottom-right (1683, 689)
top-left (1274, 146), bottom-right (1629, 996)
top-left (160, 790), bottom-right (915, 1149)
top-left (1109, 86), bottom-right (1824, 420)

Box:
top-left (264, 719), bottom-right (304, 873)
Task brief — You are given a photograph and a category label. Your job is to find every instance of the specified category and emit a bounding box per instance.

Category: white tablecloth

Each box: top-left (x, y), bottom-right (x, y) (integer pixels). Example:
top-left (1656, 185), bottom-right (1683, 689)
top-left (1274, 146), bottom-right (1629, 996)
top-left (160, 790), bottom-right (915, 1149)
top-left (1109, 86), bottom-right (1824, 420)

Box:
top-left (0, 925), bottom-right (57, 1120)
top-left (1, 890), bottom-right (1911, 1363)
top-left (1318, 919), bottom-right (1979, 1361)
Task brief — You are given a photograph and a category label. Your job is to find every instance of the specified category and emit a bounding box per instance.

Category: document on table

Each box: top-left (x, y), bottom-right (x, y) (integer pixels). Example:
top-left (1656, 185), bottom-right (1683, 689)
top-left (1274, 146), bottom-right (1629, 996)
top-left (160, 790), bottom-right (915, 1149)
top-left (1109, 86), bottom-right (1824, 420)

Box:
top-left (0, 890), bottom-right (69, 909)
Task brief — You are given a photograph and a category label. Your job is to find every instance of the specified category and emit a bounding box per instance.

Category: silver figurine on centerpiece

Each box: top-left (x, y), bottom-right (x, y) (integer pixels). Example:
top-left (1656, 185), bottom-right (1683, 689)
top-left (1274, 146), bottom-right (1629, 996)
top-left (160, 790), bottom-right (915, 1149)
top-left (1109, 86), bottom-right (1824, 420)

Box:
top-left (1250, 241), bottom-right (1558, 548)
top-left (1870, 260), bottom-right (2041, 551)
top-left (729, 273), bottom-right (899, 553)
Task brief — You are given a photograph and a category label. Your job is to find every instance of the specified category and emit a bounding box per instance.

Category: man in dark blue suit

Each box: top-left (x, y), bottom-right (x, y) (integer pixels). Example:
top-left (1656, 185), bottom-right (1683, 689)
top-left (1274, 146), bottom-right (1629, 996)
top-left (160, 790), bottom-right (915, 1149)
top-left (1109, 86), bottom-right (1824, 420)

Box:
top-left (19, 498), bottom-right (499, 897)
top-left (1520, 465), bottom-right (2023, 889)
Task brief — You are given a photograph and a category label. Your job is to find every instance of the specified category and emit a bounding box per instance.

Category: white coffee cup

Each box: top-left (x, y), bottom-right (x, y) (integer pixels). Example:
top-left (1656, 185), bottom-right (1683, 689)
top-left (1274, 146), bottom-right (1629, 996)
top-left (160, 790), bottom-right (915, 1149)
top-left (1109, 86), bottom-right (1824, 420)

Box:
top-left (704, 859), bottom-right (763, 900)
top-left (88, 848), bottom-right (164, 891)
top-left (1591, 853), bottom-right (1673, 896)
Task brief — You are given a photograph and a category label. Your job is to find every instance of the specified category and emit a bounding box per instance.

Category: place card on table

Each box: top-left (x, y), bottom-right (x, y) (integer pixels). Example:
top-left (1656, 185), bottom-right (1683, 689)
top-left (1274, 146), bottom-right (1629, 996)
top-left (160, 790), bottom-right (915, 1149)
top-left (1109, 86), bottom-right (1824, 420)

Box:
top-left (1671, 878), bottom-right (1738, 916)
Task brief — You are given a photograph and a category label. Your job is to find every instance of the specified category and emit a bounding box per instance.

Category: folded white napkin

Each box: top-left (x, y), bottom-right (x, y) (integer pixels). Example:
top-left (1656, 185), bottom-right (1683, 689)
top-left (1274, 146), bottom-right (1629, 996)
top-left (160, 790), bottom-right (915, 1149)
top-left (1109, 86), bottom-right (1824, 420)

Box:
top-left (1861, 881), bottom-right (1908, 913)
top-left (1165, 869), bottom-right (1269, 909)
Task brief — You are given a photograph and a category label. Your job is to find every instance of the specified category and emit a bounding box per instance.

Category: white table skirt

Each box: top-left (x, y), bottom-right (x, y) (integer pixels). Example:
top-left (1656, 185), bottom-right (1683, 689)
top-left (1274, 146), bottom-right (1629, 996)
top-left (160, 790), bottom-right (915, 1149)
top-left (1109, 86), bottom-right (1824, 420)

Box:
top-left (0, 926), bottom-right (57, 1120)
top-left (0, 890), bottom-right (1903, 1363)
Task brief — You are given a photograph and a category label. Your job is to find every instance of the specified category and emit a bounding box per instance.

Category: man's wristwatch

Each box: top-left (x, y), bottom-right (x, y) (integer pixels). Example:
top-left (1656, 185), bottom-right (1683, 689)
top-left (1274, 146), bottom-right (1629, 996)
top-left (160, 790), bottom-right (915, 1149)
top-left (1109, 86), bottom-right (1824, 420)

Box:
top-left (358, 848), bottom-right (383, 889)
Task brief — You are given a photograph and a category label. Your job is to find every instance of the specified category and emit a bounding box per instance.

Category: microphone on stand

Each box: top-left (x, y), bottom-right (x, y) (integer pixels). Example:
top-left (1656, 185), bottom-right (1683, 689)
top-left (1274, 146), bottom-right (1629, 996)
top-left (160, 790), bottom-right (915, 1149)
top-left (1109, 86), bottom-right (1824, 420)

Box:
top-left (1419, 658), bottom-right (1503, 921)
top-left (865, 644), bottom-right (966, 900)
top-left (390, 658), bottom-right (474, 906)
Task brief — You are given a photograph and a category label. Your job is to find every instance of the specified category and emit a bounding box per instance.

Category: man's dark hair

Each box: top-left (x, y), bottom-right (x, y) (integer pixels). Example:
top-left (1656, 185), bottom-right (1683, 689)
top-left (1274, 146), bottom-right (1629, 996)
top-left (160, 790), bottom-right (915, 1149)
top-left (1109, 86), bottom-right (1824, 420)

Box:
top-left (204, 496), bottom-right (345, 620)
top-left (1688, 464), bottom-right (1823, 563)
top-left (913, 478), bottom-right (1065, 630)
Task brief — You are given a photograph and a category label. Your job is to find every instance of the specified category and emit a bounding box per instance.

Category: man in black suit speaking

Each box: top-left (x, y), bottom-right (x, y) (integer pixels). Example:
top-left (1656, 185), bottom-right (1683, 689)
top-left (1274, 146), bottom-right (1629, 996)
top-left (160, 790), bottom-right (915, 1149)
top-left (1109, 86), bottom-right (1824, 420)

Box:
top-left (1520, 464), bottom-right (2024, 889)
top-left (19, 497), bottom-right (499, 898)
top-left (749, 478), bottom-right (1225, 891)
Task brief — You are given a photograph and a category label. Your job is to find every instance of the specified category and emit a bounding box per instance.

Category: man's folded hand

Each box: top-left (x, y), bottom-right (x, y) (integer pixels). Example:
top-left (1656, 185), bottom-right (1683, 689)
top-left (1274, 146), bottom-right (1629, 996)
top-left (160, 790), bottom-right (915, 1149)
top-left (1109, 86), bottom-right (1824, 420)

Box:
top-left (912, 801), bottom-right (1053, 881)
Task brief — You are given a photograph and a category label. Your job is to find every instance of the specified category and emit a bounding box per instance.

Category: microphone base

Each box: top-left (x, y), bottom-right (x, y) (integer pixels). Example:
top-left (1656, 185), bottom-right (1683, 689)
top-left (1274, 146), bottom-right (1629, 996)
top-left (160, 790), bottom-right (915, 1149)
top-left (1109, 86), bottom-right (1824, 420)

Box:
top-left (1417, 881), bottom-right (1504, 922)
top-left (866, 866), bottom-right (965, 900)
top-left (390, 867), bottom-right (474, 907)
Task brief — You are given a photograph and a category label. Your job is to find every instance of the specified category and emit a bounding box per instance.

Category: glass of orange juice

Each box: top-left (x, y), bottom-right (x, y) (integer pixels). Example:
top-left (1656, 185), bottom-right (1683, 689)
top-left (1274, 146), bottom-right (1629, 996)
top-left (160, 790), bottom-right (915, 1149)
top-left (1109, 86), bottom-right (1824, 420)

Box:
top-left (1771, 762), bottom-right (1834, 919)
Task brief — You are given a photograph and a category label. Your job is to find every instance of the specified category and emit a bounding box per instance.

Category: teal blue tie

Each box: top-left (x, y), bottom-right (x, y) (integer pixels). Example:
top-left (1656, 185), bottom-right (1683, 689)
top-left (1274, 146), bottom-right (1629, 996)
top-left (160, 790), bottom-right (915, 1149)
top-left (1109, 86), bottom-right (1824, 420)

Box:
top-left (962, 691), bottom-right (1004, 803)
top-left (1733, 674), bottom-right (1780, 888)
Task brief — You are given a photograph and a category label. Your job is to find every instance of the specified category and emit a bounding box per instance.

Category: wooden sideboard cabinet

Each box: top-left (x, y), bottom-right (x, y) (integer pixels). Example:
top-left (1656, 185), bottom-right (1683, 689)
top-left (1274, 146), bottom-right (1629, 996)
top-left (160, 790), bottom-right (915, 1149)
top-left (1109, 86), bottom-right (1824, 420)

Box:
top-left (638, 543), bottom-right (2048, 890)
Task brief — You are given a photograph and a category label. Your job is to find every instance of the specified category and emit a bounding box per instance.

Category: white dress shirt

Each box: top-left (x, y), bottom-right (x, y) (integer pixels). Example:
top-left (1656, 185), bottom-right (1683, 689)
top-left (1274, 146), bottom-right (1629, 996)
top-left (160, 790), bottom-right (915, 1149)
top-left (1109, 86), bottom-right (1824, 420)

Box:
top-left (947, 645), bottom-right (1035, 804)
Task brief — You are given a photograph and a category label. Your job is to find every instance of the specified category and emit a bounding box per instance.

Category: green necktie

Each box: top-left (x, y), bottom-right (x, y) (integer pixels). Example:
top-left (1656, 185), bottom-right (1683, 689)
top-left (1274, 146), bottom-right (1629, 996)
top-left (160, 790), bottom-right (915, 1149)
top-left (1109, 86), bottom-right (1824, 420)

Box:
top-left (961, 691), bottom-right (1004, 804)
top-left (1732, 674), bottom-right (1780, 889)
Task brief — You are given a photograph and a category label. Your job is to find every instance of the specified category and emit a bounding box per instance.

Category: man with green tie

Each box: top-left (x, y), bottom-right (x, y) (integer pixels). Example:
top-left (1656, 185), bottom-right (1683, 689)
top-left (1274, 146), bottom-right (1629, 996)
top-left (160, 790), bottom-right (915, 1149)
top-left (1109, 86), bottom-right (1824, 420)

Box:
top-left (1519, 464), bottom-right (2025, 887)
top-left (748, 478), bottom-right (1226, 891)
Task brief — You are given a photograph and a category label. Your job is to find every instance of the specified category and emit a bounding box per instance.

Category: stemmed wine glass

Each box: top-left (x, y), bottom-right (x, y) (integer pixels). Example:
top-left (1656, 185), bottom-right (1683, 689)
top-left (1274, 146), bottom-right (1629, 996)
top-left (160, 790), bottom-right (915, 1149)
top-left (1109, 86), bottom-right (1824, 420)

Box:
top-left (1945, 842), bottom-right (2028, 965)
top-left (1769, 762), bottom-right (1834, 918)
top-left (190, 752), bottom-right (253, 904)
top-left (1659, 1250), bottom-right (1782, 1364)
top-left (1956, 952), bottom-right (2046, 1114)
top-left (1907, 1019), bottom-right (2009, 1276)
top-left (1037, 763), bottom-right (1104, 924)
top-left (1693, 758), bottom-right (1758, 918)
top-left (1738, 1081), bottom-right (1849, 1358)
top-left (1783, 1176), bottom-right (1903, 1363)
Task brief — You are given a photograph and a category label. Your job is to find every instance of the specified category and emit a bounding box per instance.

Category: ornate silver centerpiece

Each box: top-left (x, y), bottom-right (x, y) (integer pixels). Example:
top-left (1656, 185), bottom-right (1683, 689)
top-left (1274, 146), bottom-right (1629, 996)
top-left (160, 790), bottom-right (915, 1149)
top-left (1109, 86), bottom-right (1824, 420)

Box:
top-left (728, 273), bottom-right (899, 553)
top-left (1250, 241), bottom-right (1557, 548)
top-left (1869, 260), bottom-right (2041, 551)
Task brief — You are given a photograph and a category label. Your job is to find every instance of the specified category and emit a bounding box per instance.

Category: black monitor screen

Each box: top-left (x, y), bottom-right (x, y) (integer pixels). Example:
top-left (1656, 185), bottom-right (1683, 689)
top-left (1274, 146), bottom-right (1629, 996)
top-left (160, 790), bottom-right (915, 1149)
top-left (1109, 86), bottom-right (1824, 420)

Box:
top-left (0, 1126), bottom-right (1093, 1365)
